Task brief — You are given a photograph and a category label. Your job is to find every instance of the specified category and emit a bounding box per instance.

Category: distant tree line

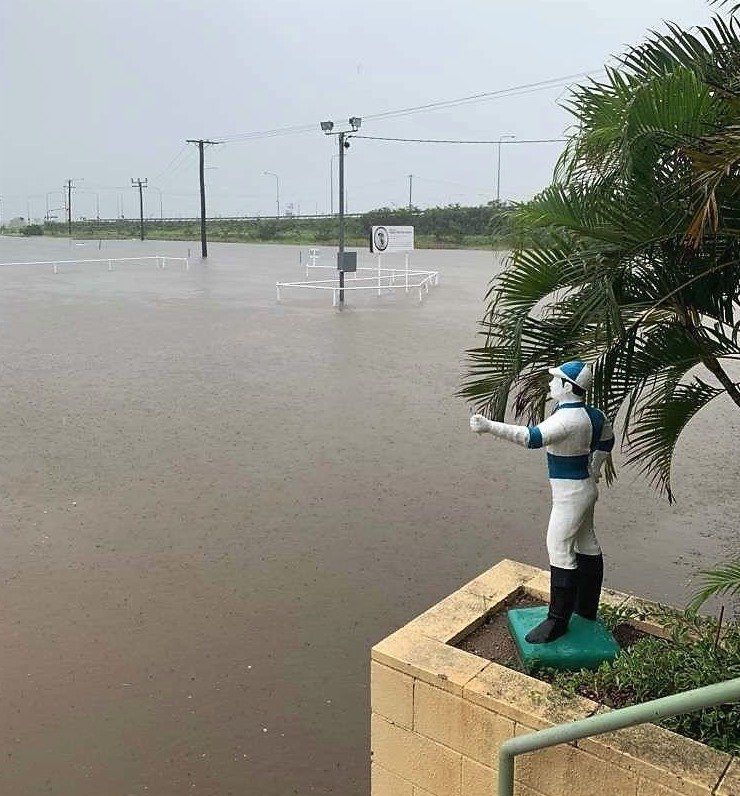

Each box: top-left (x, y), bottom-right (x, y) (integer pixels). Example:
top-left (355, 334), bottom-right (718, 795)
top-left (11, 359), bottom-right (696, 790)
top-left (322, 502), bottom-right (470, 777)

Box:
top-left (11, 202), bottom-right (525, 249)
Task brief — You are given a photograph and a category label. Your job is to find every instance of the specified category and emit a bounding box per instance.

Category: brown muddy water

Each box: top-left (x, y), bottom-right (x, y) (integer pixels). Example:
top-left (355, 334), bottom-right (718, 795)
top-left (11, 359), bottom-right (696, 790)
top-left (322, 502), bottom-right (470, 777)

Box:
top-left (0, 237), bottom-right (736, 795)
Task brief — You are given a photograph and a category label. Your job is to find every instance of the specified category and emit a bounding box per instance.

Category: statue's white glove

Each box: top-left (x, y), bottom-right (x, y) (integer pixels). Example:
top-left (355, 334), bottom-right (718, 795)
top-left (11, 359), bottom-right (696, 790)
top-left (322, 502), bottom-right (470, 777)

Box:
top-left (591, 450), bottom-right (610, 483)
top-left (470, 414), bottom-right (492, 434)
top-left (470, 415), bottom-right (530, 447)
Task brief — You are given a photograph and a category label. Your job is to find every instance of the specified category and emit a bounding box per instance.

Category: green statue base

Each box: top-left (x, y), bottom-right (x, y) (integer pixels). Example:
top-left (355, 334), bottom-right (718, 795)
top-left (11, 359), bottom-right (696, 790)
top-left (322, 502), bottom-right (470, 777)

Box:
top-left (507, 606), bottom-right (620, 672)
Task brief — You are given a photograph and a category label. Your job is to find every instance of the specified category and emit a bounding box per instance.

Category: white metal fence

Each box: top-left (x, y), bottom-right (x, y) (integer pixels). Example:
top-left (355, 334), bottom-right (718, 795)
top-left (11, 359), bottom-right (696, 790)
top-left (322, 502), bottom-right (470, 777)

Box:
top-left (277, 249), bottom-right (439, 306)
top-left (0, 255), bottom-right (189, 274)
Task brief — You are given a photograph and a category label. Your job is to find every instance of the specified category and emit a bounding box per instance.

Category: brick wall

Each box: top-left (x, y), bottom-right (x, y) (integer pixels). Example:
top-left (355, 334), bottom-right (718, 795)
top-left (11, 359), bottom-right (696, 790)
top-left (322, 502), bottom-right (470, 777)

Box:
top-left (370, 560), bottom-right (736, 796)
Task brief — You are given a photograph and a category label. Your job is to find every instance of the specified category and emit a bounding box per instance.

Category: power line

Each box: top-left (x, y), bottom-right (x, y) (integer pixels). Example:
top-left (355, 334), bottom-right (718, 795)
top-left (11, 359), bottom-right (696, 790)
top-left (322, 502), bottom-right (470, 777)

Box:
top-left (217, 70), bottom-right (599, 144)
top-left (353, 135), bottom-right (565, 145)
top-left (151, 144), bottom-right (189, 182)
top-left (154, 147), bottom-right (197, 186)
top-left (362, 72), bottom-right (597, 122)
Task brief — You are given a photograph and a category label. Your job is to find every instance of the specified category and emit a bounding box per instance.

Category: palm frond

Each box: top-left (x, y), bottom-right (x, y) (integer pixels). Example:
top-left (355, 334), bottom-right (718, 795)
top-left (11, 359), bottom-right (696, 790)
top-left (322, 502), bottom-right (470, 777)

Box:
top-left (463, 10), bottom-right (740, 502)
top-left (624, 379), bottom-right (724, 501)
top-left (688, 559), bottom-right (740, 610)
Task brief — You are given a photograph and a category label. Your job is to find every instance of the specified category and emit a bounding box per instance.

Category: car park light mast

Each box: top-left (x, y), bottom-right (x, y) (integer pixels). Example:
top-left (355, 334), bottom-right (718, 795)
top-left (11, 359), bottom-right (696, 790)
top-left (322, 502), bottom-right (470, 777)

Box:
top-left (320, 116), bottom-right (361, 307)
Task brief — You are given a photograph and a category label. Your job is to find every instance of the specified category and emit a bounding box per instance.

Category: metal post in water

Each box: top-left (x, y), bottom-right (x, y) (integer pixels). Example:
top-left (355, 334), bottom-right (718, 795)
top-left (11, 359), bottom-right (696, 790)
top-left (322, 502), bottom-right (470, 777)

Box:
top-left (186, 139), bottom-right (222, 258)
top-left (338, 132), bottom-right (346, 306)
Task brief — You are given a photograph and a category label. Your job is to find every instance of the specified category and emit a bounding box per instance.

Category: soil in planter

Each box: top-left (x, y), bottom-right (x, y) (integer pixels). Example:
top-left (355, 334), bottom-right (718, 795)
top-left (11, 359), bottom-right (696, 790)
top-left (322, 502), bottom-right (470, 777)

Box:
top-left (455, 591), bottom-right (646, 678)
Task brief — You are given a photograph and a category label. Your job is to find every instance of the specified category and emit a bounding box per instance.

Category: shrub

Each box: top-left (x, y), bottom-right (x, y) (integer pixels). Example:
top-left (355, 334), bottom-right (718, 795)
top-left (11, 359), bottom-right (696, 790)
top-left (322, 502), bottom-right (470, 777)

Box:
top-left (550, 606), bottom-right (740, 753)
top-left (21, 224), bottom-right (44, 236)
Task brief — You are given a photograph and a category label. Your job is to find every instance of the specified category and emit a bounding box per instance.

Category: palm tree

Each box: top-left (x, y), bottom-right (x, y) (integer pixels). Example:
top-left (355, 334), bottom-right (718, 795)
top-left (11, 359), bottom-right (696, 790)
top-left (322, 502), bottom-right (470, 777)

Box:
top-left (461, 10), bottom-right (740, 607)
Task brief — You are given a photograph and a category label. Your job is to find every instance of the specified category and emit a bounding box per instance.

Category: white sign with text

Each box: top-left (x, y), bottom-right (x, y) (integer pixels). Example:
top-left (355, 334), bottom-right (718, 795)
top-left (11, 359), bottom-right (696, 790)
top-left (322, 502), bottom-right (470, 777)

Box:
top-left (370, 225), bottom-right (415, 254)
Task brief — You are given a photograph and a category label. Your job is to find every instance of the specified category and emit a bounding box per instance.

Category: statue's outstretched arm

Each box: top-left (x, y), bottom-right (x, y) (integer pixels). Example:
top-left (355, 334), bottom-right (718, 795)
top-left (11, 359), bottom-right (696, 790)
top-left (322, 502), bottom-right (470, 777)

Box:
top-left (470, 413), bottom-right (569, 449)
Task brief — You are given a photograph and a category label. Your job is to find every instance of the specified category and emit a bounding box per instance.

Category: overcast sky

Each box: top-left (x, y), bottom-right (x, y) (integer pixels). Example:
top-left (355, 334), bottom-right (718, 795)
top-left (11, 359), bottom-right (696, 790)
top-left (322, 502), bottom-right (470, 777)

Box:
top-left (0, 0), bottom-right (719, 221)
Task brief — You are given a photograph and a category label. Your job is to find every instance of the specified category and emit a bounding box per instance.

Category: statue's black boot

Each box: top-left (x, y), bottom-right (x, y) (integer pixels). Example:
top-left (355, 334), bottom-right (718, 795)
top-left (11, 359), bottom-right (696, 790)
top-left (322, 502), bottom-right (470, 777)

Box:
top-left (525, 566), bottom-right (577, 644)
top-left (574, 553), bottom-right (604, 620)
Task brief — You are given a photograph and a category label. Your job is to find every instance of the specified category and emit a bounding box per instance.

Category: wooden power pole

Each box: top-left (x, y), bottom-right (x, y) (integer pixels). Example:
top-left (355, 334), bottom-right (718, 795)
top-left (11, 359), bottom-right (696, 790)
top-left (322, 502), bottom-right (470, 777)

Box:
top-left (65, 179), bottom-right (73, 236)
top-left (186, 139), bottom-right (221, 258)
top-left (131, 178), bottom-right (148, 240)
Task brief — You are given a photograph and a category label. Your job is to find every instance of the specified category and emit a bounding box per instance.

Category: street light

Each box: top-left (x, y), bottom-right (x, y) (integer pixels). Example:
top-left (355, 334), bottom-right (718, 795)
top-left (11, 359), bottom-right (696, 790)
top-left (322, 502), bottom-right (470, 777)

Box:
top-left (151, 187), bottom-right (164, 220)
top-left (496, 134), bottom-right (515, 203)
top-left (320, 116), bottom-right (362, 307)
top-left (263, 171), bottom-right (280, 219)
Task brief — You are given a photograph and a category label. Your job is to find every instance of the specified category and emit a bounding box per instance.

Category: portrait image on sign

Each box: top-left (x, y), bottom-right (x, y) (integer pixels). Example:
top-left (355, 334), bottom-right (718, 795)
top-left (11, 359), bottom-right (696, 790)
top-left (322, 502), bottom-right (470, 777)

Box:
top-left (372, 227), bottom-right (389, 252)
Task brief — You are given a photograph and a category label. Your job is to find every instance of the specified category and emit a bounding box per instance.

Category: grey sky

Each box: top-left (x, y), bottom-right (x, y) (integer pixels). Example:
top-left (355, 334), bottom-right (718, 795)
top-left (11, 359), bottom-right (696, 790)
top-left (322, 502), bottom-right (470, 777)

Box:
top-left (0, 0), bottom-right (717, 221)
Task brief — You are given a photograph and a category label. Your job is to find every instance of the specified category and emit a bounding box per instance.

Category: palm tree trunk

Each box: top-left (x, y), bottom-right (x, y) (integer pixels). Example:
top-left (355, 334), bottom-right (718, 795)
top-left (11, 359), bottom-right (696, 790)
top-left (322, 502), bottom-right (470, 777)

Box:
top-left (700, 354), bottom-right (740, 408)
top-left (675, 303), bottom-right (740, 409)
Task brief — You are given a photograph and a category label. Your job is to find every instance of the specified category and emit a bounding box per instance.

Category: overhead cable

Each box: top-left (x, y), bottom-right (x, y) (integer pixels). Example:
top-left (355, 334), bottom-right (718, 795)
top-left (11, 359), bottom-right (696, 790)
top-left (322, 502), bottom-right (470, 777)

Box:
top-left (353, 136), bottom-right (566, 144)
top-left (216, 70), bottom-right (600, 144)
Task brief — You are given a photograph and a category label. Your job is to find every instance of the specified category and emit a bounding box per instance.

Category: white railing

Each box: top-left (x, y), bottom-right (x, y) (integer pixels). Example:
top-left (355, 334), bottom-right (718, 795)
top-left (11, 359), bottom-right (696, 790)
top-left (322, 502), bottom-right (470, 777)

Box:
top-left (279, 249), bottom-right (439, 306)
top-left (0, 255), bottom-right (190, 274)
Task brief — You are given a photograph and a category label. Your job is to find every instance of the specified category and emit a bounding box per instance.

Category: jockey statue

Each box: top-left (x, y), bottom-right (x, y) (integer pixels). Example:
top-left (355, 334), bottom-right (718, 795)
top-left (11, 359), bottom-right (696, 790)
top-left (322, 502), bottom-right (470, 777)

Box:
top-left (470, 360), bottom-right (615, 644)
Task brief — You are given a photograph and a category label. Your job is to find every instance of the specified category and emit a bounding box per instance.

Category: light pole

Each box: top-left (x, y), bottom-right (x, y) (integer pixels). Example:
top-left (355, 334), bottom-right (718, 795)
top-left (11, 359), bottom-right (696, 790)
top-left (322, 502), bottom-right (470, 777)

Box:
top-left (263, 171), bottom-right (280, 219)
top-left (320, 116), bottom-right (362, 307)
top-left (329, 154), bottom-right (340, 214)
top-left (45, 191), bottom-right (63, 223)
top-left (496, 135), bottom-right (515, 203)
top-left (152, 187), bottom-right (163, 219)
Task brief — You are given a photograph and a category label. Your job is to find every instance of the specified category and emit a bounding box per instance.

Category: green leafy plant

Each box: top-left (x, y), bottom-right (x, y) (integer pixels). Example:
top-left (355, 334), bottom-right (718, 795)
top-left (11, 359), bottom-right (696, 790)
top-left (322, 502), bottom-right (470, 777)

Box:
top-left (690, 559), bottom-right (740, 611)
top-left (460, 11), bottom-right (740, 503)
top-left (20, 223), bottom-right (43, 236)
top-left (549, 609), bottom-right (740, 753)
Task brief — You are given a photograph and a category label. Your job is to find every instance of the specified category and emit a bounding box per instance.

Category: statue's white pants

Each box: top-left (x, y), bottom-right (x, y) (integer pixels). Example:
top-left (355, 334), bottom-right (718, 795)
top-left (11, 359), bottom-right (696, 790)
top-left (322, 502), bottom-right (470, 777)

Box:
top-left (546, 478), bottom-right (601, 569)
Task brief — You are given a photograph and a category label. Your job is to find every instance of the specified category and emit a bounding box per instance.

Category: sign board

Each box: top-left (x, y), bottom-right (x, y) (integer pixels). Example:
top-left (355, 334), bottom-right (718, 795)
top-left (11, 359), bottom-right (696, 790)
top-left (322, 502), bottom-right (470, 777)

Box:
top-left (370, 225), bottom-right (414, 254)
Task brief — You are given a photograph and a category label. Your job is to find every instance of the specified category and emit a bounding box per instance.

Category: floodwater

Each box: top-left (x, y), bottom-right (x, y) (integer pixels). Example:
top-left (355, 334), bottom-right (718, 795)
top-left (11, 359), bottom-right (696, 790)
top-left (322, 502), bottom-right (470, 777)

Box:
top-left (0, 236), bottom-right (736, 795)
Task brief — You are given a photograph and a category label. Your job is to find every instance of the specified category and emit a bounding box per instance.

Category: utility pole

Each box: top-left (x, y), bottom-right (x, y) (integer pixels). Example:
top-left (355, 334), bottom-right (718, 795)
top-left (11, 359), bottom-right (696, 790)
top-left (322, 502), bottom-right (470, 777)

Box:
top-left (131, 178), bottom-right (148, 240)
top-left (186, 138), bottom-right (221, 258)
top-left (65, 179), bottom-right (74, 236)
top-left (408, 174), bottom-right (414, 210)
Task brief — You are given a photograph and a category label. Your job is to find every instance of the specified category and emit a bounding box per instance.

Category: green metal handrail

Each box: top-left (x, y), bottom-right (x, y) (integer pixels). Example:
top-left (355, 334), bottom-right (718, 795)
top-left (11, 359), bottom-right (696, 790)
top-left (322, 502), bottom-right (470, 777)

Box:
top-left (498, 677), bottom-right (740, 796)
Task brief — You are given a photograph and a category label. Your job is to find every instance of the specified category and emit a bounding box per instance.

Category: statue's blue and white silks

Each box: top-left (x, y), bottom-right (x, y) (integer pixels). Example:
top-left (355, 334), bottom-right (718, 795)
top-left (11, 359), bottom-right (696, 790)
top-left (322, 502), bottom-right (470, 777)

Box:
top-left (470, 361), bottom-right (615, 570)
top-left (525, 402), bottom-right (614, 568)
